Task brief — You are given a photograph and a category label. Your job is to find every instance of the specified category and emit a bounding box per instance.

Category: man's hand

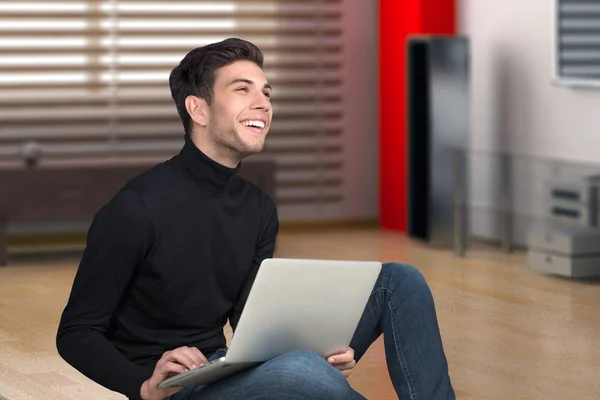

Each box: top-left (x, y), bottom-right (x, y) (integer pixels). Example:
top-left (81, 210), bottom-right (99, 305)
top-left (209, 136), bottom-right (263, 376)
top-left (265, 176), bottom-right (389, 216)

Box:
top-left (327, 347), bottom-right (356, 379)
top-left (140, 346), bottom-right (208, 400)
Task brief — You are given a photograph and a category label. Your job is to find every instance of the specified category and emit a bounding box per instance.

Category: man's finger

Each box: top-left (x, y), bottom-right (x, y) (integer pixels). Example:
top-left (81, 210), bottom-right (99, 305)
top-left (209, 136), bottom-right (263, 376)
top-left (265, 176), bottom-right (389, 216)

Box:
top-left (167, 350), bottom-right (198, 370)
top-left (190, 347), bottom-right (209, 365)
top-left (335, 360), bottom-right (356, 370)
top-left (328, 349), bottom-right (354, 364)
top-left (159, 361), bottom-right (187, 378)
top-left (179, 347), bottom-right (206, 368)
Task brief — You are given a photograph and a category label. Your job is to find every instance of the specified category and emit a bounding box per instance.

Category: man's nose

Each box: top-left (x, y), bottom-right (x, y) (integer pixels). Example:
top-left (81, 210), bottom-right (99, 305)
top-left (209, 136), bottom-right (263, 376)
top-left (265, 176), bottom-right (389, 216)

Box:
top-left (251, 92), bottom-right (270, 111)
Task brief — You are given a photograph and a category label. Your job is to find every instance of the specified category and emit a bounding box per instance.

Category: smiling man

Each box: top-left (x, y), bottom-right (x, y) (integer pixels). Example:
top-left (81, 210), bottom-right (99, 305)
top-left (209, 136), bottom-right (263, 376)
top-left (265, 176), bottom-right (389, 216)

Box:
top-left (56, 38), bottom-right (455, 400)
top-left (180, 62), bottom-right (273, 168)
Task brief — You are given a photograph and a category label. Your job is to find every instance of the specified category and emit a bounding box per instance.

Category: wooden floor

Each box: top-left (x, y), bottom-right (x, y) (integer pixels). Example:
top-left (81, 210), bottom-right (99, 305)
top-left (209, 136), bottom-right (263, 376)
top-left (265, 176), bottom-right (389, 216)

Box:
top-left (1, 227), bottom-right (599, 399)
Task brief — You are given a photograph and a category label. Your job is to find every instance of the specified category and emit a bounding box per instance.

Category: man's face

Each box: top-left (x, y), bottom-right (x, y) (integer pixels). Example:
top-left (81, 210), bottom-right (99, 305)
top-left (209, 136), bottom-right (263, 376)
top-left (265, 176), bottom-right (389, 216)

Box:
top-left (206, 60), bottom-right (273, 158)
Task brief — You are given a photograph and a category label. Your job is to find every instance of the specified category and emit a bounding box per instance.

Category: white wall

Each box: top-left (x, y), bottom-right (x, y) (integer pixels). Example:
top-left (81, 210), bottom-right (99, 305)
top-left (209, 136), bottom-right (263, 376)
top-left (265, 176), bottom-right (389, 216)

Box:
top-left (460, 0), bottom-right (600, 244)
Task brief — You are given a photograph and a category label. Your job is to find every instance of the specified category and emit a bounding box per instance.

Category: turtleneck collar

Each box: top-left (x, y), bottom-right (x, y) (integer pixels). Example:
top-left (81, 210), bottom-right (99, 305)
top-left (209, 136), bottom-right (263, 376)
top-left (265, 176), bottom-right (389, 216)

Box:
top-left (177, 135), bottom-right (240, 191)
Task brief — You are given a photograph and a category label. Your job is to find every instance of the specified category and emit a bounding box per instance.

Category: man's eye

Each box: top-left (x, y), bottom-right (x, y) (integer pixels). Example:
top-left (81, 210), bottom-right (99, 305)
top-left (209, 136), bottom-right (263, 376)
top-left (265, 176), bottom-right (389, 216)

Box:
top-left (237, 87), bottom-right (249, 92)
top-left (263, 92), bottom-right (271, 99)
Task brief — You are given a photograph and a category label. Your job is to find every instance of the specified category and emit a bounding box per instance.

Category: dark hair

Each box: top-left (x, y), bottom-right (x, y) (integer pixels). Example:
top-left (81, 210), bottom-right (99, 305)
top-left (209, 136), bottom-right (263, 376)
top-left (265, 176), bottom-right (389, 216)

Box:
top-left (169, 38), bottom-right (264, 137)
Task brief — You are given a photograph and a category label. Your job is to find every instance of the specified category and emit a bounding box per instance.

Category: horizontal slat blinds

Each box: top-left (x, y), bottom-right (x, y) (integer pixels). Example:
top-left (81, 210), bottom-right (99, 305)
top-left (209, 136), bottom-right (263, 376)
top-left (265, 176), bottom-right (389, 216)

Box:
top-left (557, 0), bottom-right (600, 81)
top-left (0, 0), bottom-right (344, 208)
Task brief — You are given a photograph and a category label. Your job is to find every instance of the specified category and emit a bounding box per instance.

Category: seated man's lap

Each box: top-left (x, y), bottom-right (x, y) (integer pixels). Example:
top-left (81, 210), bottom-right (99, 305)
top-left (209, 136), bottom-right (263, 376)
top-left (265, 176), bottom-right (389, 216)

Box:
top-left (169, 350), bottom-right (364, 400)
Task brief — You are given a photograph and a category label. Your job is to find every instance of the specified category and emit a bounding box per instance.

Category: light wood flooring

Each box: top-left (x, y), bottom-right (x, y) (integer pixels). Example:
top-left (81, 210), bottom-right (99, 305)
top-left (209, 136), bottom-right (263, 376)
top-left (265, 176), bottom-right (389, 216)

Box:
top-left (1, 227), bottom-right (599, 399)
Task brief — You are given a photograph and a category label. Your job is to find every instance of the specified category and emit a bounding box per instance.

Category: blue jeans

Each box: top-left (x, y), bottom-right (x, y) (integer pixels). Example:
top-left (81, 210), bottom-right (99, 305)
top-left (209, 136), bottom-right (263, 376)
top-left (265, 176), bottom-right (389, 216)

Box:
top-left (169, 262), bottom-right (455, 399)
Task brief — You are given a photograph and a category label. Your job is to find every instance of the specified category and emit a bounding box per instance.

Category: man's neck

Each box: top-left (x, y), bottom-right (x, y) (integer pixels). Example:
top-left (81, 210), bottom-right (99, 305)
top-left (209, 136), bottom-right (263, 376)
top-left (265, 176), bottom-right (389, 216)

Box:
top-left (190, 134), bottom-right (240, 169)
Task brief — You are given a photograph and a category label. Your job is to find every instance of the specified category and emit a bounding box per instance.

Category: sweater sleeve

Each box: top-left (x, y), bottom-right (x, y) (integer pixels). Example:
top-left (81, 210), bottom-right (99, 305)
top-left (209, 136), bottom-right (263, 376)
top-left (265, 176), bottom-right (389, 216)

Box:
top-left (56, 188), bottom-right (155, 400)
top-left (229, 195), bottom-right (279, 331)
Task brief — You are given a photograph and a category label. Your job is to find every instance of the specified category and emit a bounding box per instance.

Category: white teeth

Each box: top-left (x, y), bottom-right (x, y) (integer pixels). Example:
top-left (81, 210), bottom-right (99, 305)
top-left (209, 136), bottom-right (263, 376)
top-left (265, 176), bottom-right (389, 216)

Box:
top-left (242, 120), bottom-right (265, 129)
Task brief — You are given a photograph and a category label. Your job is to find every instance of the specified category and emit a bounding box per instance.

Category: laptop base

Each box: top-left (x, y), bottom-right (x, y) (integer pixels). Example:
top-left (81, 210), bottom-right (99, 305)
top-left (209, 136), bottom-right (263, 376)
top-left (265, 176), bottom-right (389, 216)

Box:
top-left (159, 358), bottom-right (261, 388)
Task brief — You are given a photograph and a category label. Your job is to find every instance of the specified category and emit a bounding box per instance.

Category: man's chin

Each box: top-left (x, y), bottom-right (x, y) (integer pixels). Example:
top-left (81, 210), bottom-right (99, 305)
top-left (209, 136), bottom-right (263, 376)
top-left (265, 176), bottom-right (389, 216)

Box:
top-left (245, 138), bottom-right (266, 152)
top-left (245, 145), bottom-right (265, 155)
top-left (230, 132), bottom-right (266, 157)
top-left (236, 142), bottom-right (265, 157)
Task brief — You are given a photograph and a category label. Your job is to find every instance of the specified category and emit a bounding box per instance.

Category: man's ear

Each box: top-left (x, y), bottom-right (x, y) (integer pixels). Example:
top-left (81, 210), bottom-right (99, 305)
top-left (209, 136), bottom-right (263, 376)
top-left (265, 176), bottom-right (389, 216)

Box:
top-left (185, 95), bottom-right (209, 127)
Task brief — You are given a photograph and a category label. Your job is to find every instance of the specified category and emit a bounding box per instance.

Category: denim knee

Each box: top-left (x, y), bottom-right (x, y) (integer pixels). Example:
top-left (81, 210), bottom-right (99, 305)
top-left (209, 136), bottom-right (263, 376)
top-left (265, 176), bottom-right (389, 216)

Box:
top-left (381, 262), bottom-right (431, 296)
top-left (270, 350), bottom-right (355, 399)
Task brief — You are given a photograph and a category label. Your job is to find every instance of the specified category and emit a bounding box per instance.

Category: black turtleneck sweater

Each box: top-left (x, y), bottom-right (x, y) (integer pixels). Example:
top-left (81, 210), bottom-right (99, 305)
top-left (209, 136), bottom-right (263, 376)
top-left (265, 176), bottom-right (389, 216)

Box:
top-left (56, 136), bottom-right (279, 400)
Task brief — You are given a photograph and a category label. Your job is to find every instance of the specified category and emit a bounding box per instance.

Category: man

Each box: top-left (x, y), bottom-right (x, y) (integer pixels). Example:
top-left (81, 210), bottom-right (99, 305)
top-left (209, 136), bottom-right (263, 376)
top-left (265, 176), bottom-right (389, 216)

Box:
top-left (56, 38), bottom-right (455, 400)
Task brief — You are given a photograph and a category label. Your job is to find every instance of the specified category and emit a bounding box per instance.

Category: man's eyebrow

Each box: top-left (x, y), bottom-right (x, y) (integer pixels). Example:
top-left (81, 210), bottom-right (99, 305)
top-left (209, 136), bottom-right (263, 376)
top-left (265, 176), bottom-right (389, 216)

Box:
top-left (229, 78), bottom-right (272, 90)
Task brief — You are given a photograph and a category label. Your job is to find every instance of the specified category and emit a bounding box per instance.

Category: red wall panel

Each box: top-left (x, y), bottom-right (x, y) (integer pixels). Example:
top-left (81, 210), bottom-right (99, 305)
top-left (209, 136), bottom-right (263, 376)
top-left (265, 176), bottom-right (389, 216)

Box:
top-left (379, 0), bottom-right (456, 231)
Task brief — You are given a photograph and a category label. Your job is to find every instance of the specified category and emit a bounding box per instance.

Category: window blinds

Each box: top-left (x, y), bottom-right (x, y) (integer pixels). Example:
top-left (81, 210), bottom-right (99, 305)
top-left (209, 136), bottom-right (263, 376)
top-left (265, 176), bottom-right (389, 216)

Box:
top-left (556, 0), bottom-right (600, 83)
top-left (0, 0), bottom-right (344, 208)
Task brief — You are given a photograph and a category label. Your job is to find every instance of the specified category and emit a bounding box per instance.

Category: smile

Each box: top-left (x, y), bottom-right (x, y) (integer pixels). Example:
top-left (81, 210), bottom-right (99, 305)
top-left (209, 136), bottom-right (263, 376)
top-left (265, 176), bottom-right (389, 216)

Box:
top-left (241, 120), bottom-right (265, 130)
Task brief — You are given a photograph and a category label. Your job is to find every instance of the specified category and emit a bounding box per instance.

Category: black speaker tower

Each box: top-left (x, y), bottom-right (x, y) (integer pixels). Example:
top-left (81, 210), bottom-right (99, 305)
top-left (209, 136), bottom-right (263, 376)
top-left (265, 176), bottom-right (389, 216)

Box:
top-left (407, 36), bottom-right (470, 247)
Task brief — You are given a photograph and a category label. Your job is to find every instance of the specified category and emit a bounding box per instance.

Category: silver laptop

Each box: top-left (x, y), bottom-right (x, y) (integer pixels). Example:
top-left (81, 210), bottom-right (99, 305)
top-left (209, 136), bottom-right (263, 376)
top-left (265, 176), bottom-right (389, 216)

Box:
top-left (159, 257), bottom-right (382, 388)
